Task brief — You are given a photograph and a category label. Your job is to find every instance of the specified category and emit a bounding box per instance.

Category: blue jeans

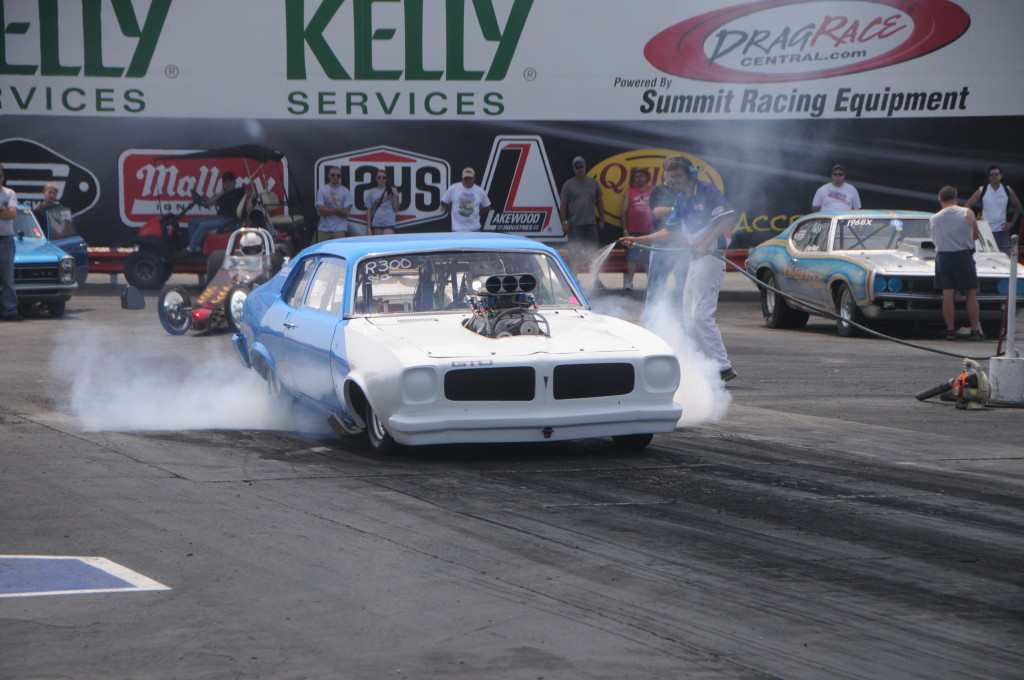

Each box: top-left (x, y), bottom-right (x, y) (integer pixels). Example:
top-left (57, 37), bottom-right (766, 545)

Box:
top-left (187, 215), bottom-right (236, 252)
top-left (643, 247), bottom-right (691, 329)
top-left (0, 235), bottom-right (17, 316)
top-left (992, 230), bottom-right (1013, 257)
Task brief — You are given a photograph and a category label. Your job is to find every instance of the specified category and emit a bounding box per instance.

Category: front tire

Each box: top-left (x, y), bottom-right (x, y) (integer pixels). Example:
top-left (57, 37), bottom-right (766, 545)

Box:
top-left (224, 285), bottom-right (249, 333)
top-left (124, 249), bottom-right (170, 289)
top-left (157, 285), bottom-right (192, 335)
top-left (759, 270), bottom-right (809, 329)
top-left (46, 301), bottom-right (66, 318)
top-left (835, 283), bottom-right (865, 337)
top-left (366, 401), bottom-right (398, 454)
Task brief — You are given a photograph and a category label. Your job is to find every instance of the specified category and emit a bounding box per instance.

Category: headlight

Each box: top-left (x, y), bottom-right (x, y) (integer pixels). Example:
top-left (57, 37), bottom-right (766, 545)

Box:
top-left (997, 278), bottom-right (1024, 295)
top-left (873, 276), bottom-right (903, 293)
top-left (401, 367), bottom-right (438, 404)
top-left (642, 355), bottom-right (680, 393)
top-left (59, 257), bottom-right (75, 283)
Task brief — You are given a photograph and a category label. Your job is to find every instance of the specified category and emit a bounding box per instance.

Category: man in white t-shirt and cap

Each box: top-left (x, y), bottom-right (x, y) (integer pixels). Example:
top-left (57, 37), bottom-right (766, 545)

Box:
top-left (442, 167), bottom-right (491, 232)
top-left (812, 164), bottom-right (862, 212)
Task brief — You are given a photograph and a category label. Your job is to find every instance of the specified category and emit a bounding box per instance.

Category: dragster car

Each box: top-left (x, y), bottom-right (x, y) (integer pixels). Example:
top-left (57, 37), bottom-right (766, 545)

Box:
top-left (157, 228), bottom-right (280, 335)
top-left (231, 233), bottom-right (683, 452)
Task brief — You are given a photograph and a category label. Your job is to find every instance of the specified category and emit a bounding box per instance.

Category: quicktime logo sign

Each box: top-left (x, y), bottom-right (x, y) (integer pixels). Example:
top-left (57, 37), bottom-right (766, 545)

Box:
top-left (645, 0), bottom-right (970, 83)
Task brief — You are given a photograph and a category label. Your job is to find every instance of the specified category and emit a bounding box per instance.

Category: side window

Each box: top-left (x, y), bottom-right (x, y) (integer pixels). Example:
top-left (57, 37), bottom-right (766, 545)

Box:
top-left (302, 258), bottom-right (348, 315)
top-left (790, 222), bottom-right (813, 250)
top-left (791, 219), bottom-right (830, 252)
top-left (283, 258), bottom-right (316, 308)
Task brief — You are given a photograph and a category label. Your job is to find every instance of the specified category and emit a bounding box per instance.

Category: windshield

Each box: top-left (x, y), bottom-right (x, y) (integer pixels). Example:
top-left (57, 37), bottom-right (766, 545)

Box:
top-left (352, 249), bottom-right (584, 316)
top-left (833, 217), bottom-right (932, 251)
top-left (42, 207), bottom-right (78, 240)
top-left (14, 210), bottom-right (44, 239)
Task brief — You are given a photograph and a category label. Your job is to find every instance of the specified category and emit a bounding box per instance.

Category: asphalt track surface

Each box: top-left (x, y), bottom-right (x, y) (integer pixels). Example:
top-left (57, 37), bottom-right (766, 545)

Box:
top-left (2, 273), bottom-right (1022, 680)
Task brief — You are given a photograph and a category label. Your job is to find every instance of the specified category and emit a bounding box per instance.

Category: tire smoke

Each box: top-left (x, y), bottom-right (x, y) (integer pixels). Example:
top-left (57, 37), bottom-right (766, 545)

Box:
top-left (50, 327), bottom-right (329, 434)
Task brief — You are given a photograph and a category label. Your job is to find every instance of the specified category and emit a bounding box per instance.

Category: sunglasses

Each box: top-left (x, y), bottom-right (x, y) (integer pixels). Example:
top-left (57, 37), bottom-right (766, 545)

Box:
top-left (328, 174), bottom-right (340, 178)
top-left (832, 172), bottom-right (845, 176)
top-left (376, 175), bottom-right (387, 179)
top-left (989, 172), bottom-right (1002, 176)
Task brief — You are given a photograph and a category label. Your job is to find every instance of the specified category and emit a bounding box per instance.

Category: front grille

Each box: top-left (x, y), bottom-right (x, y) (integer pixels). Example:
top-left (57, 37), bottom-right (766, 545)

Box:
top-left (553, 363), bottom-right (634, 400)
top-left (445, 367), bottom-right (535, 401)
top-left (15, 265), bottom-right (59, 283)
top-left (899, 276), bottom-right (1006, 296)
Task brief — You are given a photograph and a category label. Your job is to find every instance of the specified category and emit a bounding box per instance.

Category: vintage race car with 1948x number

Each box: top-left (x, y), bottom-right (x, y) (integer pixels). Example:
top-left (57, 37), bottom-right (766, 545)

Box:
top-left (744, 210), bottom-right (1024, 336)
top-left (232, 233), bottom-right (682, 452)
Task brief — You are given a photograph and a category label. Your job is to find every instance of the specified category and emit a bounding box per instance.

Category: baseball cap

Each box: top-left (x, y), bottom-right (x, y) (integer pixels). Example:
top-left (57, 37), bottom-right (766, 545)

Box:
top-left (831, 164), bottom-right (845, 173)
top-left (461, 167), bottom-right (475, 178)
top-left (572, 156), bottom-right (586, 166)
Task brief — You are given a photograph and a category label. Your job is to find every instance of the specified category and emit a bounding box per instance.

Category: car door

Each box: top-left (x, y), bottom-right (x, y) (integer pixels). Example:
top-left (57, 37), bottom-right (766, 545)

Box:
top-left (783, 217), bottom-right (831, 306)
top-left (280, 257), bottom-right (348, 409)
top-left (259, 256), bottom-right (317, 389)
top-left (43, 207), bottom-right (89, 285)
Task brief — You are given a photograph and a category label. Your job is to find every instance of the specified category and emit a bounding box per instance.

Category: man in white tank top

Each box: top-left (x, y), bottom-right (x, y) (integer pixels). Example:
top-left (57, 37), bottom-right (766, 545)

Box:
top-left (965, 166), bottom-right (1021, 256)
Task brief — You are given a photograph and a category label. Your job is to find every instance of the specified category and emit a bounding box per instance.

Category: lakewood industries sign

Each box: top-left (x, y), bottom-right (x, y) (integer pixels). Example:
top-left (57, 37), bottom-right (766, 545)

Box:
top-left (0, 0), bottom-right (1017, 120)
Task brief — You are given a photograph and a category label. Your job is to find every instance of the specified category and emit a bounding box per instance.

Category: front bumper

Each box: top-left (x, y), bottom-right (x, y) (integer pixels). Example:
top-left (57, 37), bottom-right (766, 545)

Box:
top-left (386, 399), bottom-right (682, 446)
top-left (14, 282), bottom-right (77, 304)
top-left (231, 332), bottom-right (252, 369)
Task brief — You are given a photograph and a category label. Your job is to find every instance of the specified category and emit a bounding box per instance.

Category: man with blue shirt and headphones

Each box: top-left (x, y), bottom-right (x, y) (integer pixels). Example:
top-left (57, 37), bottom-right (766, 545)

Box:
top-left (619, 156), bottom-right (737, 382)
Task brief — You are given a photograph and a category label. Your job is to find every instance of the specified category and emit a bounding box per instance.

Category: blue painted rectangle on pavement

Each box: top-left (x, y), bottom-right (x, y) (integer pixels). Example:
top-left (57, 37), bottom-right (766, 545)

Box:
top-left (0, 556), bottom-right (170, 598)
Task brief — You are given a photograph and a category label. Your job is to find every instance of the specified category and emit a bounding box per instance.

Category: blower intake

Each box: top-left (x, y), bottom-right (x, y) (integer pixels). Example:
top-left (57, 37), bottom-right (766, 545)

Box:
top-left (462, 273), bottom-right (550, 338)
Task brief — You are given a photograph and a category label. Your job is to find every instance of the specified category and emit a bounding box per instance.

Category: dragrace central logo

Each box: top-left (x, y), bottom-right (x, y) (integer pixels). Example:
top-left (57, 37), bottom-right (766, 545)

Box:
top-left (644, 0), bottom-right (970, 82)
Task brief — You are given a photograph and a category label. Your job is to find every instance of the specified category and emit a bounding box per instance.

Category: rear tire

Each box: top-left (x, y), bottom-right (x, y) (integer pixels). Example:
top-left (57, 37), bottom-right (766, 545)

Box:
top-left (366, 401), bottom-right (398, 454)
top-left (612, 433), bottom-right (654, 450)
top-left (157, 285), bottom-right (192, 335)
top-left (760, 270), bottom-right (809, 329)
top-left (124, 249), bottom-right (170, 289)
top-left (205, 249), bottom-right (226, 282)
top-left (835, 283), bottom-right (865, 337)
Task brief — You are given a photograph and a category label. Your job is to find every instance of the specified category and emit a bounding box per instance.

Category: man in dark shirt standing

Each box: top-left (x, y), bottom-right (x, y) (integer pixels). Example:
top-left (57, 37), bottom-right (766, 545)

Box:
top-left (186, 172), bottom-right (248, 253)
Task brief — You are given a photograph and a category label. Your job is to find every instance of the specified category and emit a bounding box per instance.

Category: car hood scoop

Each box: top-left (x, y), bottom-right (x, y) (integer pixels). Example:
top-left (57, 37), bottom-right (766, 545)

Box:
top-left (364, 311), bottom-right (643, 358)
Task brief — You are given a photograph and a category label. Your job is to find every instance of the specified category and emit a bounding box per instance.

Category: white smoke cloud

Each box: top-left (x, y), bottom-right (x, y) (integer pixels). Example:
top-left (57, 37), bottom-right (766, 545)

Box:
top-left (588, 255), bottom-right (731, 428)
top-left (49, 327), bottom-right (329, 434)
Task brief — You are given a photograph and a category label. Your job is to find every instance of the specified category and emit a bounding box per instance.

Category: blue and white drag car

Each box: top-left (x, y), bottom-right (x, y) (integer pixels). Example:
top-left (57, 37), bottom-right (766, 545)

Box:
top-left (745, 210), bottom-right (1024, 336)
top-left (232, 233), bottom-right (682, 452)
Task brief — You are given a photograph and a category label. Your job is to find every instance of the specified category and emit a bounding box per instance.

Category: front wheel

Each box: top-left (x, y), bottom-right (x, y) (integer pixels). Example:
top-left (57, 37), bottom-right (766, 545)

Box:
top-left (46, 301), bottom-right (66, 318)
top-left (759, 270), bottom-right (809, 329)
top-left (223, 285), bottom-right (249, 333)
top-left (124, 249), bottom-right (170, 289)
top-left (835, 283), bottom-right (865, 337)
top-left (157, 285), bottom-right (192, 335)
top-left (366, 401), bottom-right (398, 454)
